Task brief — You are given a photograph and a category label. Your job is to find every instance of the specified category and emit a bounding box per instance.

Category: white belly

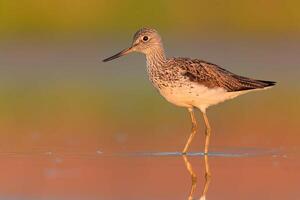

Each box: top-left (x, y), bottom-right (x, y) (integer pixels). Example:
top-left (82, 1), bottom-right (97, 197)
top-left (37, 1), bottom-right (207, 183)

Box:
top-left (158, 83), bottom-right (246, 112)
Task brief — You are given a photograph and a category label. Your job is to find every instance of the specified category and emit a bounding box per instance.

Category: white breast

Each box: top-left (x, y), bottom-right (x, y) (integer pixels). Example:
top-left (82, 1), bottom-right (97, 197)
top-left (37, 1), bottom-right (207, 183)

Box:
top-left (158, 82), bottom-right (246, 112)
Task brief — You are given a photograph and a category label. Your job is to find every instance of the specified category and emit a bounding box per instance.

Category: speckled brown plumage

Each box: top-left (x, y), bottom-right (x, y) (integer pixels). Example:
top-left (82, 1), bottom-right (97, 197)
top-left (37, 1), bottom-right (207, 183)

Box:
top-left (166, 57), bottom-right (275, 92)
top-left (103, 27), bottom-right (276, 110)
top-left (103, 27), bottom-right (276, 154)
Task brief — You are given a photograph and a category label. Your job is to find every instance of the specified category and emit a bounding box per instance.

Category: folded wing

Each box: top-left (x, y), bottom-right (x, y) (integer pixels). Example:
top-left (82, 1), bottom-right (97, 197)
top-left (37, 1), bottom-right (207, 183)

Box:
top-left (174, 58), bottom-right (276, 92)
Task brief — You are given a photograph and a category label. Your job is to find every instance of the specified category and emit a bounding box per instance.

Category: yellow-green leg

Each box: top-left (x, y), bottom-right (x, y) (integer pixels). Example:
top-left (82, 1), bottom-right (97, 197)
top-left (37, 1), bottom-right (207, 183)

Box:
top-left (202, 112), bottom-right (211, 155)
top-left (182, 108), bottom-right (198, 153)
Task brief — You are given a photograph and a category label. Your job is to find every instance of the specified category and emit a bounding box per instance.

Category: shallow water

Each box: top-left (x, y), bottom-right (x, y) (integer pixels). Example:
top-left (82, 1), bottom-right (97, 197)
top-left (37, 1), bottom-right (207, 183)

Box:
top-left (0, 147), bottom-right (298, 200)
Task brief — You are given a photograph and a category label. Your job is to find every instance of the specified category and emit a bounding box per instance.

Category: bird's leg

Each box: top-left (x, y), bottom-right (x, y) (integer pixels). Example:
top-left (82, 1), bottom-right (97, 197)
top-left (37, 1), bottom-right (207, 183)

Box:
top-left (183, 108), bottom-right (198, 154)
top-left (182, 155), bottom-right (197, 200)
top-left (202, 112), bottom-right (211, 155)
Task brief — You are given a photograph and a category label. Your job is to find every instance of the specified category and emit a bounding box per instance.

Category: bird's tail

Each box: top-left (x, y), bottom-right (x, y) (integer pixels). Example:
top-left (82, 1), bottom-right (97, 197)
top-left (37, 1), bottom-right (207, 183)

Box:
top-left (257, 80), bottom-right (276, 88)
top-left (232, 74), bottom-right (276, 91)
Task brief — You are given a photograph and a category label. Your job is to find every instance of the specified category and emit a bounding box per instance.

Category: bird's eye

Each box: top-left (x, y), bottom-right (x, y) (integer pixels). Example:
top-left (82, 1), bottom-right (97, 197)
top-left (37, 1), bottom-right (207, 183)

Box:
top-left (142, 36), bottom-right (149, 41)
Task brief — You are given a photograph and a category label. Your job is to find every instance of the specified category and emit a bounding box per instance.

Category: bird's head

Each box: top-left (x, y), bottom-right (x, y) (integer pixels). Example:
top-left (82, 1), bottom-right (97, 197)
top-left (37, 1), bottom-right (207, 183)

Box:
top-left (103, 27), bottom-right (163, 62)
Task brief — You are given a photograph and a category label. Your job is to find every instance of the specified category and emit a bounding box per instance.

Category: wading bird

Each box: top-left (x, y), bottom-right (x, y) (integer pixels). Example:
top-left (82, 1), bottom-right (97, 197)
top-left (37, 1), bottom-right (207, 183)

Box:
top-left (103, 28), bottom-right (275, 154)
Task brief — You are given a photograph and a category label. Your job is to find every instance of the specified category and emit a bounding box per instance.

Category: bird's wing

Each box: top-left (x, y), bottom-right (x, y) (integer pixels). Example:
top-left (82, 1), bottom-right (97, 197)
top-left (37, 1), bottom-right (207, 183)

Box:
top-left (173, 58), bottom-right (275, 92)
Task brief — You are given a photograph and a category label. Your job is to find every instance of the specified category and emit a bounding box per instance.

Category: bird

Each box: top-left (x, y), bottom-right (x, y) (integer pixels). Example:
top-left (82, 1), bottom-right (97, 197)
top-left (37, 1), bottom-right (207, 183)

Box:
top-left (102, 27), bottom-right (276, 154)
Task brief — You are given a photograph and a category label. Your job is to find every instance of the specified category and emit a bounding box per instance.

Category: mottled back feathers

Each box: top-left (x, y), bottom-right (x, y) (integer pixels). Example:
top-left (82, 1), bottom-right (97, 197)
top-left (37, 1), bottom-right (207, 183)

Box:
top-left (166, 58), bottom-right (276, 92)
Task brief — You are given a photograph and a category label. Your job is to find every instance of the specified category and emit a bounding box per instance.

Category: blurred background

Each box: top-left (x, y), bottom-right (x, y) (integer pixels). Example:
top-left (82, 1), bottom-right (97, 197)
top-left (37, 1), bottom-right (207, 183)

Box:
top-left (0, 0), bottom-right (299, 199)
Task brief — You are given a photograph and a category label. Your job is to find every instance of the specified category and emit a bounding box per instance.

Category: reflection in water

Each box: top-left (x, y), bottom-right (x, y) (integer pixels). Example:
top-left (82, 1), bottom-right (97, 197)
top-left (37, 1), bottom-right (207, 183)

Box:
top-left (183, 155), bottom-right (211, 200)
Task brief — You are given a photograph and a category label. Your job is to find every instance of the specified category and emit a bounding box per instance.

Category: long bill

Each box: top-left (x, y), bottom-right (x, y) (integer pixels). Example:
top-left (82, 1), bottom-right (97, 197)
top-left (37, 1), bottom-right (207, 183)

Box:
top-left (102, 47), bottom-right (133, 62)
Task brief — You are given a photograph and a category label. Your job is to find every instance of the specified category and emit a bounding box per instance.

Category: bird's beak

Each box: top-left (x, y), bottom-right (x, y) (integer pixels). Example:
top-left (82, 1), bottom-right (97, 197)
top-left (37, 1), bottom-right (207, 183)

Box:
top-left (102, 46), bottom-right (134, 62)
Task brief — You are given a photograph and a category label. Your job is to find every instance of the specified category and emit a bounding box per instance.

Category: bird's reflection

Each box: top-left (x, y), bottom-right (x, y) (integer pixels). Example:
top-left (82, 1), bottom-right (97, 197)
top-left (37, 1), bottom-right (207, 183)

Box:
top-left (183, 155), bottom-right (211, 200)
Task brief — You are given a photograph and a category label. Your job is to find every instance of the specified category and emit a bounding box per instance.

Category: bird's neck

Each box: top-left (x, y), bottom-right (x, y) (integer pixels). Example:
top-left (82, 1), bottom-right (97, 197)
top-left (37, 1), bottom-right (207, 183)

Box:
top-left (146, 45), bottom-right (166, 69)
